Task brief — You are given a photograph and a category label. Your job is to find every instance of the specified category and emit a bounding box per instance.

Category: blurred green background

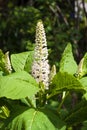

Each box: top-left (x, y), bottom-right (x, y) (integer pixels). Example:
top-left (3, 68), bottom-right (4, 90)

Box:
top-left (0, 0), bottom-right (87, 68)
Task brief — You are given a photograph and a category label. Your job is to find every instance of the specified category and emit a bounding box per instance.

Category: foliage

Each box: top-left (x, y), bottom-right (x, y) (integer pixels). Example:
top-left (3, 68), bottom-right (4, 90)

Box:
top-left (0, 0), bottom-right (87, 67)
top-left (0, 6), bottom-right (41, 53)
top-left (0, 19), bottom-right (87, 129)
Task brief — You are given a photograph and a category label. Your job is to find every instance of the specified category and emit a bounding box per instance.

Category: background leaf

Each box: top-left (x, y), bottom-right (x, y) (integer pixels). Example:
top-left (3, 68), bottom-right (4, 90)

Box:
top-left (64, 100), bottom-right (87, 126)
top-left (0, 71), bottom-right (39, 99)
top-left (81, 121), bottom-right (87, 130)
top-left (59, 43), bottom-right (77, 75)
top-left (11, 51), bottom-right (34, 73)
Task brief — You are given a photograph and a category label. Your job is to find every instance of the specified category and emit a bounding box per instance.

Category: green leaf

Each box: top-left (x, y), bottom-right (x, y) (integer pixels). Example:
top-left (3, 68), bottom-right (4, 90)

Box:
top-left (76, 53), bottom-right (87, 78)
top-left (0, 71), bottom-right (39, 99)
top-left (80, 77), bottom-right (87, 100)
top-left (64, 100), bottom-right (87, 126)
top-left (59, 43), bottom-right (77, 75)
top-left (82, 53), bottom-right (87, 76)
top-left (80, 77), bottom-right (87, 89)
top-left (49, 72), bottom-right (84, 97)
top-left (11, 51), bottom-right (34, 73)
top-left (5, 108), bottom-right (57, 130)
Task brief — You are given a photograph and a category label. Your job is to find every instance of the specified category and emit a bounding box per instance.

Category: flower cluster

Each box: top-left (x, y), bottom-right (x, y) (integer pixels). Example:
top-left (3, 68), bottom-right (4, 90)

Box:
top-left (32, 21), bottom-right (50, 89)
top-left (5, 52), bottom-right (12, 74)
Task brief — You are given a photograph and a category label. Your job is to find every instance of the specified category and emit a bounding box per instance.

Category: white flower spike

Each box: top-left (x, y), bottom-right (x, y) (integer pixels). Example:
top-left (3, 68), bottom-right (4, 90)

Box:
top-left (32, 20), bottom-right (50, 89)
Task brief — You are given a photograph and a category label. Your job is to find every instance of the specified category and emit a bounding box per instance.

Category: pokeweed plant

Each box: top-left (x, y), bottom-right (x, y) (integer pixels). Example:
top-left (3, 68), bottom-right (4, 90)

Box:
top-left (0, 21), bottom-right (87, 130)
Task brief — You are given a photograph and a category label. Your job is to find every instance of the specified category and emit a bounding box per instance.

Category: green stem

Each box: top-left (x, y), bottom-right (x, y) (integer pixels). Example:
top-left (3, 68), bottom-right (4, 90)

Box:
top-left (46, 93), bottom-right (54, 99)
top-left (57, 91), bottom-right (69, 113)
top-left (25, 97), bottom-right (35, 108)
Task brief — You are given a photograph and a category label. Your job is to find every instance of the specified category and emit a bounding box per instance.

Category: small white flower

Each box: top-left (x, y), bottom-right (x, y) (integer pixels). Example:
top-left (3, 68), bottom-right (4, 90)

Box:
top-left (32, 20), bottom-right (50, 89)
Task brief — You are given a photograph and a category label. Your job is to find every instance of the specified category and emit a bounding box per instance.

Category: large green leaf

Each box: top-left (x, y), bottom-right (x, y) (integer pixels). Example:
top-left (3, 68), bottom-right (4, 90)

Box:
top-left (0, 71), bottom-right (39, 99)
top-left (11, 51), bottom-right (34, 73)
top-left (5, 108), bottom-right (57, 130)
top-left (49, 72), bottom-right (84, 97)
top-left (59, 43), bottom-right (77, 75)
